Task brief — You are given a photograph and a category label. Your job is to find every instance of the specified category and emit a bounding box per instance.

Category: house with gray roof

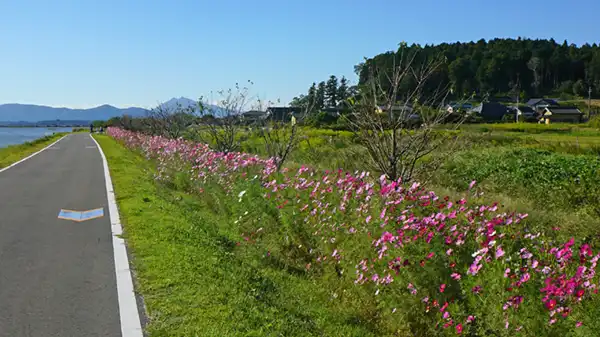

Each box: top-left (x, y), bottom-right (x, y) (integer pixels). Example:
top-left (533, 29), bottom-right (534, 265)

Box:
top-left (241, 110), bottom-right (267, 123)
top-left (539, 106), bottom-right (583, 124)
top-left (526, 98), bottom-right (559, 111)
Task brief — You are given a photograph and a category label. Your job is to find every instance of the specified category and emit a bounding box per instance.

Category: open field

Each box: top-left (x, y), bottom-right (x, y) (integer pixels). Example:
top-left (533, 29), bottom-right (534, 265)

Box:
top-left (562, 99), bottom-right (600, 108)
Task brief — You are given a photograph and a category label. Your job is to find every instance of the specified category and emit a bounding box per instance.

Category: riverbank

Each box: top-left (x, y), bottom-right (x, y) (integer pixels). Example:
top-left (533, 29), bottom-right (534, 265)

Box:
top-left (0, 133), bottom-right (67, 169)
top-left (0, 127), bottom-right (73, 147)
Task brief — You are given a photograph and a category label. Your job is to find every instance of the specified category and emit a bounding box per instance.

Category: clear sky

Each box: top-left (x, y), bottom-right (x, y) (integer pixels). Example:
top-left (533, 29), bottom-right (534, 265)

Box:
top-left (0, 0), bottom-right (598, 109)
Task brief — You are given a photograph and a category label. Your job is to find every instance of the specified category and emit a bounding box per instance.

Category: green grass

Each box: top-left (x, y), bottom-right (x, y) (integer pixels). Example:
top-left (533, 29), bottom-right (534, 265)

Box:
top-left (0, 133), bottom-right (66, 169)
top-left (95, 134), bottom-right (392, 336)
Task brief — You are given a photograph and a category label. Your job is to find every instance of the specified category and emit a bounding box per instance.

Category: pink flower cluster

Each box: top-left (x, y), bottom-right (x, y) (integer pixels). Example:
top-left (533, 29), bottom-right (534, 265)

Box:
top-left (108, 127), bottom-right (600, 334)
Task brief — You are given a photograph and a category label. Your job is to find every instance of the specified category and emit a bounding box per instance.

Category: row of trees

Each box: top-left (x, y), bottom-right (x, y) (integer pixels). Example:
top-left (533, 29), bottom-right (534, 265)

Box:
top-left (357, 38), bottom-right (600, 100)
top-left (289, 75), bottom-right (356, 111)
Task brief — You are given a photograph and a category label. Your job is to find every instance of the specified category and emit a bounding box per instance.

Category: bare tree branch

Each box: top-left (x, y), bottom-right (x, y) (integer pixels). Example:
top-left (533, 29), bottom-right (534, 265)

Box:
top-left (193, 81), bottom-right (254, 153)
top-left (144, 103), bottom-right (195, 139)
top-left (257, 94), bottom-right (317, 171)
top-left (348, 45), bottom-right (468, 183)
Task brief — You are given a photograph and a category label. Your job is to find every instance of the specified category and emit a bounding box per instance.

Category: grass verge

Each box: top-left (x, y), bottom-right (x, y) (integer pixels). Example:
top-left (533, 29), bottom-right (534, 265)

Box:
top-left (0, 133), bottom-right (67, 169)
top-left (94, 134), bottom-right (387, 336)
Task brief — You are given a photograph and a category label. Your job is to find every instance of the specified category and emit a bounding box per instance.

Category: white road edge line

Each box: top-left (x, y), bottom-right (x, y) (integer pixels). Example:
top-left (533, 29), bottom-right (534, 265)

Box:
top-left (91, 134), bottom-right (143, 337)
top-left (0, 135), bottom-right (67, 174)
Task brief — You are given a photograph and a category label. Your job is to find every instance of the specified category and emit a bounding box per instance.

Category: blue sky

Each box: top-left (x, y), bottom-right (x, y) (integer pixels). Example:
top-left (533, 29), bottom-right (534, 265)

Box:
top-left (0, 0), bottom-right (598, 109)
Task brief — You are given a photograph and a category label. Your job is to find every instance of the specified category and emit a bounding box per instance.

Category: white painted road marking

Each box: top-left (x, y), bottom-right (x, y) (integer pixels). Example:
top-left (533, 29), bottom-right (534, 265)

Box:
top-left (0, 136), bottom-right (67, 174)
top-left (58, 208), bottom-right (105, 222)
top-left (91, 134), bottom-right (144, 337)
top-left (86, 146), bottom-right (96, 149)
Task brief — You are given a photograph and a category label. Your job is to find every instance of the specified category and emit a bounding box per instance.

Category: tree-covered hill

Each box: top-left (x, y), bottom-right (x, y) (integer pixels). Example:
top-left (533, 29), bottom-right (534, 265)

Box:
top-left (357, 38), bottom-right (600, 100)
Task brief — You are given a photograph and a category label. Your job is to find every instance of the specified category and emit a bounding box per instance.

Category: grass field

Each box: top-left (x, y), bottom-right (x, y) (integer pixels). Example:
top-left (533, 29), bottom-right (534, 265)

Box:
top-left (100, 123), bottom-right (600, 336)
top-left (0, 133), bottom-right (67, 169)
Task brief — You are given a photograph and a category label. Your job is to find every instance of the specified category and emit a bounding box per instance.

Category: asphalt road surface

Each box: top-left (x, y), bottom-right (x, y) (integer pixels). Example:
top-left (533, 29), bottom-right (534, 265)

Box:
top-left (0, 133), bottom-right (121, 337)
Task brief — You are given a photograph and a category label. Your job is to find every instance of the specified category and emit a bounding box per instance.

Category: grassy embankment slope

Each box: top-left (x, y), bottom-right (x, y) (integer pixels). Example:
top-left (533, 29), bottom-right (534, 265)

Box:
top-left (95, 134), bottom-right (382, 336)
top-left (0, 133), bottom-right (67, 169)
top-left (96, 123), bottom-right (600, 335)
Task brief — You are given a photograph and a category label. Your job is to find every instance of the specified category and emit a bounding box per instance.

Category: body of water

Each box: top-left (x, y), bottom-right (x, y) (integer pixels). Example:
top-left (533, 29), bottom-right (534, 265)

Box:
top-left (0, 127), bottom-right (72, 148)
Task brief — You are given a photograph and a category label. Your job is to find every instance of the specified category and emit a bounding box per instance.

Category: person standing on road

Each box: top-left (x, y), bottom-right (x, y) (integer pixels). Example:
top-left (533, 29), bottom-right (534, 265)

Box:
top-left (90, 123), bottom-right (94, 133)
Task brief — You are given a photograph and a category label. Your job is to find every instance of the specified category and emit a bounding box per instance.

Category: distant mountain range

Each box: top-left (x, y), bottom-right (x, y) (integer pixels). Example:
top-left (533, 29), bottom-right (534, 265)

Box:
top-left (159, 97), bottom-right (199, 112)
top-left (0, 103), bottom-right (148, 124)
top-left (0, 97), bottom-right (233, 126)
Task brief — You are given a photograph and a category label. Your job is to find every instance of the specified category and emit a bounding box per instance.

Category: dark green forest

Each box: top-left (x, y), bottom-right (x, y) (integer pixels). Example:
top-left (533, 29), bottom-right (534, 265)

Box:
top-left (292, 38), bottom-right (600, 109)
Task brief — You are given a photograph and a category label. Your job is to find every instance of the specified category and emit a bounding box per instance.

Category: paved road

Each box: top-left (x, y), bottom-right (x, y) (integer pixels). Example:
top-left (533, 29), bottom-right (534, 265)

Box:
top-left (0, 133), bottom-right (121, 336)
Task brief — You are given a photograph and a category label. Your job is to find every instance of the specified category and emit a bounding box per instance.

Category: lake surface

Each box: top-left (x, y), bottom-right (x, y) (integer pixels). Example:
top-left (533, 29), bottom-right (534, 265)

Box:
top-left (0, 127), bottom-right (72, 148)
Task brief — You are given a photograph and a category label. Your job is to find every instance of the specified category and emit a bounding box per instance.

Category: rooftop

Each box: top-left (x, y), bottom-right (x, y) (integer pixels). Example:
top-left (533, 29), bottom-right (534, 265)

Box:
top-left (544, 106), bottom-right (582, 115)
top-left (526, 98), bottom-right (558, 106)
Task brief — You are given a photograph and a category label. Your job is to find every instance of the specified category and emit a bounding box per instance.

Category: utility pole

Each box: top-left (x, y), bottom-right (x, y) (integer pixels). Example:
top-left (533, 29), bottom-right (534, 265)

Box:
top-left (515, 74), bottom-right (520, 123)
top-left (516, 92), bottom-right (519, 123)
top-left (588, 86), bottom-right (592, 117)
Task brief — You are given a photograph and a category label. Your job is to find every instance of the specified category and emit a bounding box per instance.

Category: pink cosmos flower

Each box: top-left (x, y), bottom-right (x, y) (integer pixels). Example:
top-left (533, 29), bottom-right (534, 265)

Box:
top-left (440, 302), bottom-right (449, 312)
top-left (468, 263), bottom-right (482, 275)
top-left (545, 299), bottom-right (557, 310)
top-left (381, 231), bottom-right (394, 243)
top-left (439, 284), bottom-right (446, 293)
top-left (451, 273), bottom-right (461, 280)
top-left (468, 180), bottom-right (477, 190)
top-left (495, 246), bottom-right (505, 259)
top-left (456, 323), bottom-right (463, 334)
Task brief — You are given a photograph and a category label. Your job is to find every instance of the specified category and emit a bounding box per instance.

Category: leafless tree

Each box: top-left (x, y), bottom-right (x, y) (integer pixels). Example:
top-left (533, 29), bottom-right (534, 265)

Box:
top-left (193, 81), bottom-right (253, 153)
top-left (143, 103), bottom-right (195, 138)
top-left (256, 97), bottom-right (317, 171)
top-left (348, 44), bottom-right (467, 183)
top-left (528, 56), bottom-right (541, 95)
